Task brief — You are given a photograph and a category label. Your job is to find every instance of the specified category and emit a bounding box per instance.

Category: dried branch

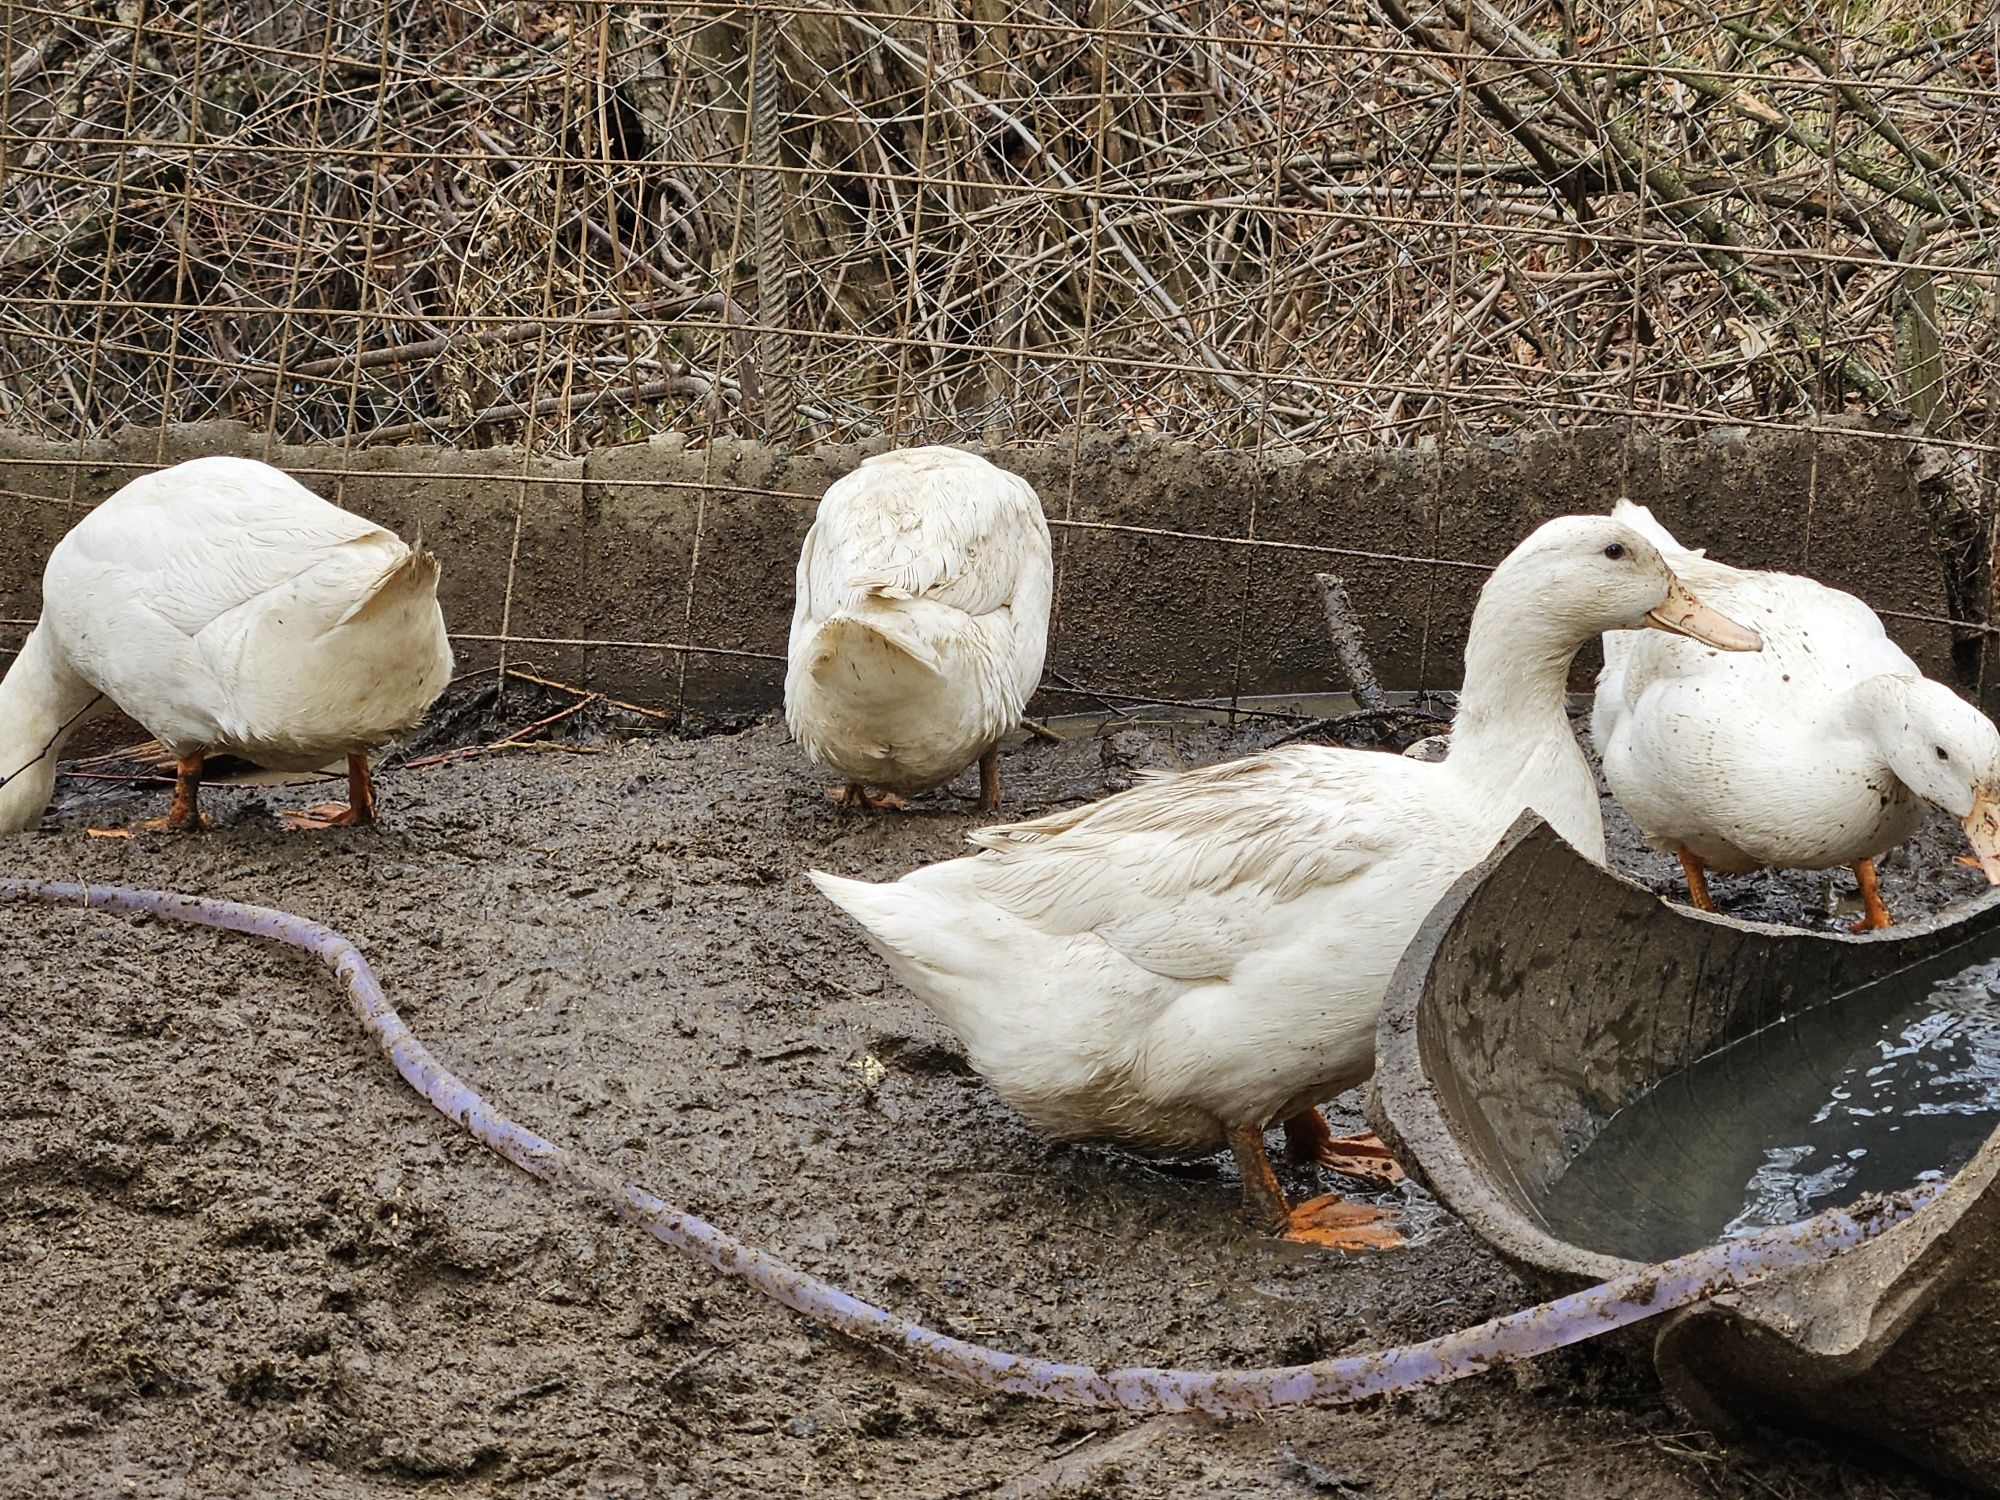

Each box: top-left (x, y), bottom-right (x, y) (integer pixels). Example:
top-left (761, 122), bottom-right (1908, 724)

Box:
top-left (1715, 17), bottom-right (1998, 223)
top-left (1425, 0), bottom-right (1897, 405)
top-left (1, 0), bottom-right (1995, 452)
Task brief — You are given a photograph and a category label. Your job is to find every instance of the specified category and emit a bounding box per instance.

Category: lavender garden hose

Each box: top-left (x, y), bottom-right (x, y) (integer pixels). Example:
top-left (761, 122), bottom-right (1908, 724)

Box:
top-left (3, 876), bottom-right (1939, 1413)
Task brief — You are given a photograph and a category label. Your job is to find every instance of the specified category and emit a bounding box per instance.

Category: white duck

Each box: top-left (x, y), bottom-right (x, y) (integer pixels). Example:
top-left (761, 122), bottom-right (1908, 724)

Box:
top-left (0, 456), bottom-right (452, 835)
top-left (812, 517), bottom-right (1761, 1248)
top-left (1593, 501), bottom-right (2000, 931)
top-left (785, 446), bottom-right (1052, 811)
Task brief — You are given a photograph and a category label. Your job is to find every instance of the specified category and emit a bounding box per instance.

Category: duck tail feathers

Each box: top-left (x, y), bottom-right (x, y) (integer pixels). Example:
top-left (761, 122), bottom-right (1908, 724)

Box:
top-left (808, 609), bottom-right (944, 676)
top-left (810, 870), bottom-right (932, 966)
top-left (336, 539), bottom-right (442, 629)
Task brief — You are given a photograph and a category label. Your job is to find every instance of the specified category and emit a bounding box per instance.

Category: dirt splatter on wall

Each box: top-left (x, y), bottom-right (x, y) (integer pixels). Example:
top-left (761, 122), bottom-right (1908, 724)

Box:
top-left (0, 421), bottom-right (1962, 715)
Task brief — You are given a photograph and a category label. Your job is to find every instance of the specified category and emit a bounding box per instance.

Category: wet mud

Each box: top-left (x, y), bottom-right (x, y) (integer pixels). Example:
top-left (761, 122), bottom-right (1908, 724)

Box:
top-left (0, 692), bottom-right (1985, 1498)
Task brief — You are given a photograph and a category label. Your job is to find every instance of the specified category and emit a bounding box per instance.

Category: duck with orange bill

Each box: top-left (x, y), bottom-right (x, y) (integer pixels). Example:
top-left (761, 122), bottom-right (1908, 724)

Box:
top-left (812, 516), bottom-right (1762, 1251)
top-left (1593, 500), bottom-right (2000, 930)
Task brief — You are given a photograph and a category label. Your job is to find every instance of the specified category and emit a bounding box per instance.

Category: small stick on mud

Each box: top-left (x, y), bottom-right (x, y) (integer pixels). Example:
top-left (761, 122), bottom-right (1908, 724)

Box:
top-left (505, 667), bottom-right (673, 721)
top-left (402, 693), bottom-right (603, 770)
top-left (1020, 718), bottom-right (1064, 743)
top-left (1316, 572), bottom-right (1388, 713)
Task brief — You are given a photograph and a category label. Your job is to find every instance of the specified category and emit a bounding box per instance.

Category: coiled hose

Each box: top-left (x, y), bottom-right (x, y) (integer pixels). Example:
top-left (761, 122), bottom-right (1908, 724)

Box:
top-left (2, 877), bottom-right (1937, 1414)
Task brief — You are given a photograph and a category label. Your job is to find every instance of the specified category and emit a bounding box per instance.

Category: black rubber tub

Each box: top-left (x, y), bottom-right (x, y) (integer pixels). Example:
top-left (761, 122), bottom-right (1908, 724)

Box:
top-left (1370, 815), bottom-right (2000, 1493)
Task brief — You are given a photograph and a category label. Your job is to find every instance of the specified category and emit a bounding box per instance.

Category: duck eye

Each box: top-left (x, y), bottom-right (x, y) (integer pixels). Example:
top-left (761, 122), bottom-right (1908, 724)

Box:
top-left (1603, 543), bottom-right (1625, 560)
top-left (1937, 745), bottom-right (1951, 761)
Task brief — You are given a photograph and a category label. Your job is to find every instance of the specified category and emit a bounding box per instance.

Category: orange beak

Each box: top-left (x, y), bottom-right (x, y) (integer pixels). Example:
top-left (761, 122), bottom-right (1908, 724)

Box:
top-left (1962, 788), bottom-right (2000, 884)
top-left (1645, 572), bottom-right (1763, 652)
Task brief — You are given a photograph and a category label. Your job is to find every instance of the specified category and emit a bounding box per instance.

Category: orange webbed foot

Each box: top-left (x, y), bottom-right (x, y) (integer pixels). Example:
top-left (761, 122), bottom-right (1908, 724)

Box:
top-left (1282, 1112), bottom-right (1407, 1187)
top-left (280, 803), bottom-right (370, 831)
top-left (282, 754), bottom-right (378, 830)
top-left (1230, 1121), bottom-right (1404, 1252)
top-left (88, 752), bottom-right (209, 835)
top-left (86, 816), bottom-right (209, 840)
top-left (1315, 1139), bottom-right (1407, 1188)
top-left (1279, 1194), bottom-right (1404, 1251)
top-left (87, 812), bottom-right (212, 838)
top-left (1849, 858), bottom-right (1892, 933)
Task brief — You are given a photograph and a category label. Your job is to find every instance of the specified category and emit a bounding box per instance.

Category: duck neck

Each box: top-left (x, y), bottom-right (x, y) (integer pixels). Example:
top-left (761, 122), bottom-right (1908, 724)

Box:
top-left (1441, 598), bottom-right (1606, 863)
top-left (1837, 674), bottom-right (1907, 757)
top-left (0, 626), bottom-right (99, 834)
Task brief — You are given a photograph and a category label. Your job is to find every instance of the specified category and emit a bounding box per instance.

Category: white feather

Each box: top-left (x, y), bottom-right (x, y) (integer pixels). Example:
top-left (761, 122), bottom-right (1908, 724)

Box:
top-left (1593, 500), bottom-right (2000, 873)
top-left (0, 456), bottom-right (453, 832)
top-left (784, 447), bottom-right (1052, 794)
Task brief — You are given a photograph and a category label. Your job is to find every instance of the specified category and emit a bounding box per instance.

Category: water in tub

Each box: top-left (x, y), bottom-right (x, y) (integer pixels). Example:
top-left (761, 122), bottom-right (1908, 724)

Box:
top-left (1534, 942), bottom-right (2000, 1261)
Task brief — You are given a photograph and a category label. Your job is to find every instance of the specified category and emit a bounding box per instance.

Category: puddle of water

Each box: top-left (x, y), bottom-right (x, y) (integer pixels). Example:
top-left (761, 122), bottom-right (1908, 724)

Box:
top-left (1532, 941), bottom-right (2000, 1261)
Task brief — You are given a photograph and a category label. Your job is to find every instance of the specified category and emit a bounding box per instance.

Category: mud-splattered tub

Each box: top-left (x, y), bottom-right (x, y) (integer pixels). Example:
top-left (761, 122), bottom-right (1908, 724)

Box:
top-left (1370, 815), bottom-right (2000, 1494)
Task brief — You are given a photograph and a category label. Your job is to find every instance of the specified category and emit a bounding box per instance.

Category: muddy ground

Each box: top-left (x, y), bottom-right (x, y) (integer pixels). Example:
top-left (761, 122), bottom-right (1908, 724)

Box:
top-left (0, 689), bottom-right (1987, 1499)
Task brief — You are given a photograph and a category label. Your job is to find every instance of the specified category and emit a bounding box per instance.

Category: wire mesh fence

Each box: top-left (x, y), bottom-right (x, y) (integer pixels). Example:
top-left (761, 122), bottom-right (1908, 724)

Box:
top-left (2, 0), bottom-right (1998, 705)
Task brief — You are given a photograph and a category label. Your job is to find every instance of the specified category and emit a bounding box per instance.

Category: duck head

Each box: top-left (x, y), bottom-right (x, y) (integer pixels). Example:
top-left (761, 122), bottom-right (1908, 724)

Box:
top-left (1488, 516), bottom-right (1764, 652)
top-left (1870, 677), bottom-right (2000, 883)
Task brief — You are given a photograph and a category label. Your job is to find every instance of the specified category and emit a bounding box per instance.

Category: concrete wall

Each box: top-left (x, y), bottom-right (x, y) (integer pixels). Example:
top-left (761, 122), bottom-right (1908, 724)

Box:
top-left (0, 419), bottom-right (1964, 718)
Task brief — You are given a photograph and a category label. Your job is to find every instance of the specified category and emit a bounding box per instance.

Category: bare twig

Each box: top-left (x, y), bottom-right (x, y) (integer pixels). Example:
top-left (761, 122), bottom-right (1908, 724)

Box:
top-left (1316, 572), bottom-right (1388, 712)
top-left (1, 0), bottom-right (1994, 457)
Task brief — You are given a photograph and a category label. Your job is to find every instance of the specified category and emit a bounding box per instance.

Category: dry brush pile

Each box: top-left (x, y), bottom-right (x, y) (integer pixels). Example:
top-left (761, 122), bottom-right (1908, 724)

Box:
top-left (0, 0), bottom-right (1996, 461)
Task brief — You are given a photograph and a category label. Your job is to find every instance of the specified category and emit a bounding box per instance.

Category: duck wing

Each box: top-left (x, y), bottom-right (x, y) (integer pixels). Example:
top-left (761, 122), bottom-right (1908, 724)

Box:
top-left (963, 745), bottom-right (1421, 982)
top-left (55, 456), bottom-right (409, 643)
top-left (800, 449), bottom-right (1051, 621)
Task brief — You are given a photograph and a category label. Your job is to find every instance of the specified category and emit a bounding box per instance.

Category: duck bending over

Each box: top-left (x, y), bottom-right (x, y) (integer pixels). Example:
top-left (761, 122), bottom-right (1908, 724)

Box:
top-left (785, 446), bottom-right (1052, 812)
top-left (1593, 501), bottom-right (2000, 930)
top-left (0, 456), bottom-right (452, 835)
